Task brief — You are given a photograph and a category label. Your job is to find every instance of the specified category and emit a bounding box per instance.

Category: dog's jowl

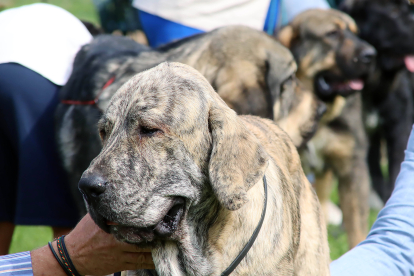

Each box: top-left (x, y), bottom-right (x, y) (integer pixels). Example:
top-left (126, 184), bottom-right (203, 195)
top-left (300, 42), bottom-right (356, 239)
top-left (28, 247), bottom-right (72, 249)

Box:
top-left (79, 63), bottom-right (330, 276)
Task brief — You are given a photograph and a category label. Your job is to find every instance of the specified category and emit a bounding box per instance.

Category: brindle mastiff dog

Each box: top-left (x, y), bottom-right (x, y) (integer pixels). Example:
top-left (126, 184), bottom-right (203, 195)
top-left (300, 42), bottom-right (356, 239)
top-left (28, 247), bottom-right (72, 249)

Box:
top-left (79, 62), bottom-right (330, 276)
top-left (278, 9), bottom-right (376, 248)
top-left (56, 25), bottom-right (324, 215)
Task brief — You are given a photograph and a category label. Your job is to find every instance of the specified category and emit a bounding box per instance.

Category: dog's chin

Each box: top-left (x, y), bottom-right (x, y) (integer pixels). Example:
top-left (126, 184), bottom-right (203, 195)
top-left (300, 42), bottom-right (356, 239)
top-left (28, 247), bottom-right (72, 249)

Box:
top-left (110, 226), bottom-right (156, 244)
top-left (88, 197), bottom-right (186, 244)
top-left (314, 73), bottom-right (364, 102)
top-left (86, 205), bottom-right (111, 233)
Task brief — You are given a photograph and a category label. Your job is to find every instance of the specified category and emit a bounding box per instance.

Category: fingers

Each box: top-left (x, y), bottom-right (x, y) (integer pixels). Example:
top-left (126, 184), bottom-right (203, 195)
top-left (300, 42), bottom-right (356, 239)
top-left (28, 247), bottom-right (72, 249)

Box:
top-left (123, 252), bottom-right (154, 265)
top-left (123, 263), bottom-right (156, 270)
top-left (116, 242), bottom-right (152, 253)
top-left (134, 264), bottom-right (156, 270)
top-left (129, 262), bottom-right (156, 270)
top-left (123, 252), bottom-right (155, 270)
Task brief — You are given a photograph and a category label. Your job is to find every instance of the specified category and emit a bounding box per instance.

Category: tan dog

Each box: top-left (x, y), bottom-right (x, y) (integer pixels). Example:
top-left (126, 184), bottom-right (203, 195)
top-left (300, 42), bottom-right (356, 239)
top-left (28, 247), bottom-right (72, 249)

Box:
top-left (278, 9), bottom-right (376, 248)
top-left (78, 62), bottom-right (330, 276)
top-left (56, 26), bottom-right (325, 216)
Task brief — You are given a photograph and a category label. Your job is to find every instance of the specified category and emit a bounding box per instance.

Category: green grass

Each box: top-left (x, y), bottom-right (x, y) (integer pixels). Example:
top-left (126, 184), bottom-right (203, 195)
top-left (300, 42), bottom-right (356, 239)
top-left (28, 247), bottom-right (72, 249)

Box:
top-left (327, 180), bottom-right (379, 260)
top-left (1, 0), bottom-right (99, 24)
top-left (9, 226), bottom-right (52, 254)
top-left (328, 209), bottom-right (379, 260)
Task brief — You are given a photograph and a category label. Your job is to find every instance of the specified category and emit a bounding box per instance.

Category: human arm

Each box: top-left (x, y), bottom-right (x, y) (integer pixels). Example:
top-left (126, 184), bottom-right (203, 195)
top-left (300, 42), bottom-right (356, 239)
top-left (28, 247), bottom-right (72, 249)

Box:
top-left (0, 214), bottom-right (154, 276)
top-left (330, 126), bottom-right (414, 276)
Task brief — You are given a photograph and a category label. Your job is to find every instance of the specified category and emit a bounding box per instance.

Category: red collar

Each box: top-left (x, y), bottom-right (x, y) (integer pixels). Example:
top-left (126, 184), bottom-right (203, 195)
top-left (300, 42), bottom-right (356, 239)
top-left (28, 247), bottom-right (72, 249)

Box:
top-left (61, 76), bottom-right (116, 106)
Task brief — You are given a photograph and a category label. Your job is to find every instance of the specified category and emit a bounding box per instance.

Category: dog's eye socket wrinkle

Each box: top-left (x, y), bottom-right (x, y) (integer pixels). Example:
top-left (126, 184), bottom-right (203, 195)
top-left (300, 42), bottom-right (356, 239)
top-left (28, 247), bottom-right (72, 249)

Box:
top-left (325, 30), bottom-right (339, 38)
top-left (139, 126), bottom-right (161, 137)
top-left (281, 76), bottom-right (294, 94)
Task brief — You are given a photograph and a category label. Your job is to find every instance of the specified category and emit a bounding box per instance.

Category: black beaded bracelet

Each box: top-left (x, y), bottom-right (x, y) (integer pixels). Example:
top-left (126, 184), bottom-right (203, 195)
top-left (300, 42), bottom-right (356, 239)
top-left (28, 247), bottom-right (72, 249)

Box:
top-left (48, 241), bottom-right (68, 273)
top-left (57, 236), bottom-right (82, 276)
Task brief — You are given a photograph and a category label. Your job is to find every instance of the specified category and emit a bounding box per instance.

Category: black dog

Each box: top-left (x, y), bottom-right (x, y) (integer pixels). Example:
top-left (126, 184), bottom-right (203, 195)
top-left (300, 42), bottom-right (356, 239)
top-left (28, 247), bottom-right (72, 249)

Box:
top-left (341, 0), bottom-right (414, 202)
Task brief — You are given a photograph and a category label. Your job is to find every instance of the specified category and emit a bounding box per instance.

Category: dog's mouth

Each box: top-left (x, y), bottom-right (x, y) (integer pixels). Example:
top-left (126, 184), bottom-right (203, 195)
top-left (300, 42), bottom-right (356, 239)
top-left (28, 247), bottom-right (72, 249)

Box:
top-left (315, 72), bottom-right (364, 101)
top-left (92, 197), bottom-right (186, 243)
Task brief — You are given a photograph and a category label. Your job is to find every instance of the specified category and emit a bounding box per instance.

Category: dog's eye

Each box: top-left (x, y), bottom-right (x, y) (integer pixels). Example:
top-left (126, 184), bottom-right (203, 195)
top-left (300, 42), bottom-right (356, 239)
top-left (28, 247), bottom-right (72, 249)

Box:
top-left (139, 126), bottom-right (161, 137)
top-left (325, 29), bottom-right (339, 38)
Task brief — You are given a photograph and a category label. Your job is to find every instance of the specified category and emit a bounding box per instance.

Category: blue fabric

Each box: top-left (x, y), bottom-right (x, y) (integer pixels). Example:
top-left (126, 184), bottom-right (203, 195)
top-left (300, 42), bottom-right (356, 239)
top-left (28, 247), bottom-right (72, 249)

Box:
top-left (0, 251), bottom-right (32, 275)
top-left (138, 0), bottom-right (280, 47)
top-left (264, 0), bottom-right (280, 34)
top-left (0, 63), bottom-right (79, 227)
top-left (138, 10), bottom-right (204, 48)
top-left (331, 125), bottom-right (414, 276)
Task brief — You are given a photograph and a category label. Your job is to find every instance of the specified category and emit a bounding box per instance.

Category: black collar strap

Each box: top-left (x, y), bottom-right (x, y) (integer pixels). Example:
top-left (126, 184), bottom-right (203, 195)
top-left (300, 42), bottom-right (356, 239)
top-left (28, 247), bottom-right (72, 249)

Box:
top-left (220, 174), bottom-right (268, 276)
top-left (145, 174), bottom-right (268, 276)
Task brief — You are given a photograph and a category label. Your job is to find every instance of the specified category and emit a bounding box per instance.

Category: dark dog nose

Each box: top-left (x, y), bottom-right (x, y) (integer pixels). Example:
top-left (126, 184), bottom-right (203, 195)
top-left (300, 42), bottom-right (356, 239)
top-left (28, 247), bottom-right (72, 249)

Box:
top-left (357, 47), bottom-right (377, 64)
top-left (78, 175), bottom-right (107, 202)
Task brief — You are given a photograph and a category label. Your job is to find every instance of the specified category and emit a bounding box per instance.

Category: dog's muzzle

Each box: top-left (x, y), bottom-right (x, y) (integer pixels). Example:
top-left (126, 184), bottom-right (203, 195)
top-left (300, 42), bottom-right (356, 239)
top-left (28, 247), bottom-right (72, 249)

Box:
top-left (79, 175), bottom-right (186, 242)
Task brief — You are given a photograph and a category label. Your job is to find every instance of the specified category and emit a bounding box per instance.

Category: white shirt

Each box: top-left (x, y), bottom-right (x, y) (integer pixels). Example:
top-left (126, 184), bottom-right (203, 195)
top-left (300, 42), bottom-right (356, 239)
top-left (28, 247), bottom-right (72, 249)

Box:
top-left (0, 3), bottom-right (92, 85)
top-left (132, 0), bottom-right (271, 32)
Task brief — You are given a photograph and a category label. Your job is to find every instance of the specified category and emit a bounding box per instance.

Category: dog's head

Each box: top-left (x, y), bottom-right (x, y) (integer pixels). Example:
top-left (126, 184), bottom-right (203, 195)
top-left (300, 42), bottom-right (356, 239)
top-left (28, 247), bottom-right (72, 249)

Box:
top-left (341, 0), bottom-right (414, 72)
top-left (263, 40), bottom-right (326, 149)
top-left (79, 62), bottom-right (269, 246)
top-left (278, 9), bottom-right (376, 102)
top-left (193, 26), bottom-right (325, 148)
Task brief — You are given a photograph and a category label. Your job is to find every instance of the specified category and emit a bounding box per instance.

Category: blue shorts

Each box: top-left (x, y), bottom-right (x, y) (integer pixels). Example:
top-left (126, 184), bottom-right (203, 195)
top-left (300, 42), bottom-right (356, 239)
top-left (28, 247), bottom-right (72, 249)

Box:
top-left (0, 63), bottom-right (79, 227)
top-left (138, 0), bottom-right (280, 48)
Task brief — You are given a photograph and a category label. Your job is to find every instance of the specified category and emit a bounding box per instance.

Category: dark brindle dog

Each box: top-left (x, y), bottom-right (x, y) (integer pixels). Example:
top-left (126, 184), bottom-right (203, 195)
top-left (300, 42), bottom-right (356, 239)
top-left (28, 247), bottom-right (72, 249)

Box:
top-left (79, 62), bottom-right (330, 276)
top-left (341, 0), bottom-right (414, 203)
top-left (56, 25), bottom-right (324, 215)
top-left (278, 9), bottom-right (376, 248)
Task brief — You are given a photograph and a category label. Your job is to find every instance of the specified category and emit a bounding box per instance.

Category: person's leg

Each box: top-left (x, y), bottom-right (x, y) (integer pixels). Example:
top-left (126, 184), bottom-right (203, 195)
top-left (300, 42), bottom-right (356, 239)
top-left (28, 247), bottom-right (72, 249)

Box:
top-left (0, 223), bottom-right (15, 255)
top-left (0, 66), bottom-right (19, 255)
top-left (0, 63), bottom-right (79, 233)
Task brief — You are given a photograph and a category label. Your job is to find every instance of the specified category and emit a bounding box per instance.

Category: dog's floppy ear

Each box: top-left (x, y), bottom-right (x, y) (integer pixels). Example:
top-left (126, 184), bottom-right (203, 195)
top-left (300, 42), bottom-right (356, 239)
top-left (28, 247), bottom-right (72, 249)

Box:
top-left (208, 99), bottom-right (269, 210)
top-left (266, 49), bottom-right (297, 118)
top-left (277, 25), bottom-right (297, 48)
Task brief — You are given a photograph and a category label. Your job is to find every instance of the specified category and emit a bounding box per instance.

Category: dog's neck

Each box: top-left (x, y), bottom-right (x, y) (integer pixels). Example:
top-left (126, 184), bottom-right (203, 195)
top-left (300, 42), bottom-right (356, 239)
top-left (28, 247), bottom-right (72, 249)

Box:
top-left (141, 178), bottom-right (271, 276)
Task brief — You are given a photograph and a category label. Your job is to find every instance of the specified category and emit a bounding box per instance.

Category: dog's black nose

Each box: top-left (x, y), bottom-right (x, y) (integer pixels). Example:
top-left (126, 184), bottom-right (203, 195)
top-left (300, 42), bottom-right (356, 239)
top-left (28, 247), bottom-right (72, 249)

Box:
top-left (358, 47), bottom-right (377, 64)
top-left (78, 175), bottom-right (107, 201)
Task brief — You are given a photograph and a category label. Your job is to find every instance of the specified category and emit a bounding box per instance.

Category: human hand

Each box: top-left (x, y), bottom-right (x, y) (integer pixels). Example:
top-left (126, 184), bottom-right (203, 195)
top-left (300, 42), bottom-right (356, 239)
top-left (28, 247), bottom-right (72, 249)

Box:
top-left (64, 214), bottom-right (154, 275)
top-left (32, 214), bottom-right (154, 276)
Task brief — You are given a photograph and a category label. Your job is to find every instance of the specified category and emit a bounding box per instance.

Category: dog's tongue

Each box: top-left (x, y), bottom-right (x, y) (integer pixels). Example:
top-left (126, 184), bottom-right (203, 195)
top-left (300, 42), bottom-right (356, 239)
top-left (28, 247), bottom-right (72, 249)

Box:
top-left (404, 56), bottom-right (414, 72)
top-left (348, 79), bottom-right (364, 90)
top-left (107, 221), bottom-right (119, 225)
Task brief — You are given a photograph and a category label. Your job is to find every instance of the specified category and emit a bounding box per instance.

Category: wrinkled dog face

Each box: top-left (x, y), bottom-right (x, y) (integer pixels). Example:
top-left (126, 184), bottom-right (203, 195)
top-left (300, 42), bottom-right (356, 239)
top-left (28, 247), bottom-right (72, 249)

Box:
top-left (79, 66), bottom-right (211, 243)
top-left (79, 62), bottom-right (268, 247)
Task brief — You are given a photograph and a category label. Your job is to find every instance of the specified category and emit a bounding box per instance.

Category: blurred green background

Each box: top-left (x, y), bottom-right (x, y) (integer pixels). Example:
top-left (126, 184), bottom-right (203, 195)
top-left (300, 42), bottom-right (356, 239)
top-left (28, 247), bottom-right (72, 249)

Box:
top-left (2, 0), bottom-right (380, 262)
top-left (0, 0), bottom-right (99, 24)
